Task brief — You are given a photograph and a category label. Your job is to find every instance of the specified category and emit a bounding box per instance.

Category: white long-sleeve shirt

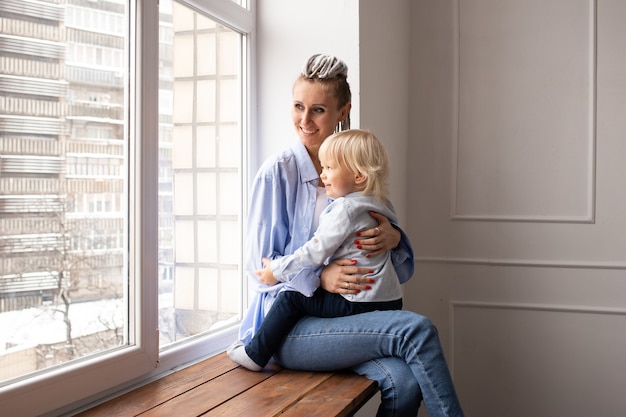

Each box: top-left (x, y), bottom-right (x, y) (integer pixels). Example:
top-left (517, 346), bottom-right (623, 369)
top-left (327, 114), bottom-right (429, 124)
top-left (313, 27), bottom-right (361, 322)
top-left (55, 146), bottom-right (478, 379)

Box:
top-left (270, 191), bottom-right (403, 303)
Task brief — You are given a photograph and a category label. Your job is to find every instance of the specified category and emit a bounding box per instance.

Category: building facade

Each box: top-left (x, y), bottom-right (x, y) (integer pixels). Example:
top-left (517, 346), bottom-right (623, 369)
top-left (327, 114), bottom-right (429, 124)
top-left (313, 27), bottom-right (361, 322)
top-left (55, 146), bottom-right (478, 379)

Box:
top-left (0, 0), bottom-right (126, 311)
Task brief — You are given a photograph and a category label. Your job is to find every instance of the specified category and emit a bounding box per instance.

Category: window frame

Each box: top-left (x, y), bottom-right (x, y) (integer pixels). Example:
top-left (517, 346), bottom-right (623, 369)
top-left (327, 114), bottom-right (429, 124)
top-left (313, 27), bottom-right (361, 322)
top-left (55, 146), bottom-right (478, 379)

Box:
top-left (0, 1), bottom-right (254, 415)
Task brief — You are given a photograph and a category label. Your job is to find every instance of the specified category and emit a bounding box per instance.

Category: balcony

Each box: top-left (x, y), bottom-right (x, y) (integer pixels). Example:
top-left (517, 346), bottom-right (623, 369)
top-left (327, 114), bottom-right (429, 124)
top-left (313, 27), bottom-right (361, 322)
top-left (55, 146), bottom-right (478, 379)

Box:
top-left (0, 95), bottom-right (65, 119)
top-left (0, 195), bottom-right (64, 214)
top-left (0, 15), bottom-right (64, 43)
top-left (0, 114), bottom-right (65, 136)
top-left (66, 65), bottom-right (123, 88)
top-left (67, 102), bottom-right (123, 122)
top-left (0, 137), bottom-right (60, 157)
top-left (0, 0), bottom-right (64, 22)
top-left (0, 34), bottom-right (64, 60)
top-left (0, 74), bottom-right (67, 97)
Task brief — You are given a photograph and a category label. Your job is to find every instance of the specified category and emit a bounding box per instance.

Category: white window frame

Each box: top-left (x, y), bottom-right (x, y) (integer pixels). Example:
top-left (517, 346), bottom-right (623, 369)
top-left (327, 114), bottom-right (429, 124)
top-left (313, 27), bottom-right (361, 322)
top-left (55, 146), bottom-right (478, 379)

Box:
top-left (0, 1), bottom-right (254, 416)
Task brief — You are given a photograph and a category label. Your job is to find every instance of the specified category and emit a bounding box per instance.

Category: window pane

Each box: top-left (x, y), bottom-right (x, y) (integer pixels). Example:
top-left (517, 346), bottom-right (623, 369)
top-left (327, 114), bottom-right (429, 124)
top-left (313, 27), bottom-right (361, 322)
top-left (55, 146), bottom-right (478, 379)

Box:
top-left (228, 0), bottom-right (247, 9)
top-left (0, 0), bottom-right (128, 384)
top-left (158, 0), bottom-right (243, 348)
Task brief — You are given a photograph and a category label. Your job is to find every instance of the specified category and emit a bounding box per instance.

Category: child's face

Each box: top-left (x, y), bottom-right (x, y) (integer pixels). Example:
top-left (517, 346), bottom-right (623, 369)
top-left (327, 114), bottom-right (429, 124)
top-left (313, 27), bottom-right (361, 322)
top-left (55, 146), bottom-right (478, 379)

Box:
top-left (319, 154), bottom-right (362, 199)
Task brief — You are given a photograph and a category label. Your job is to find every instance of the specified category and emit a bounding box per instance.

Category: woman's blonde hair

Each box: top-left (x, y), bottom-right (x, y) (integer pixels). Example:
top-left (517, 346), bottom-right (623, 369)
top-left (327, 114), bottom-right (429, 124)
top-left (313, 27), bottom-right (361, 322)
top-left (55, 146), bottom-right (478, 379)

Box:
top-left (319, 129), bottom-right (390, 202)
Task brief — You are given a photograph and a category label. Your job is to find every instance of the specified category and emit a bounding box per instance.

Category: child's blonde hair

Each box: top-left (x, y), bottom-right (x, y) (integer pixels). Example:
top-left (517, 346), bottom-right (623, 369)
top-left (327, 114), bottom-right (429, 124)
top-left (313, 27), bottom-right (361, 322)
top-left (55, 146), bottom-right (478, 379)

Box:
top-left (319, 129), bottom-right (390, 202)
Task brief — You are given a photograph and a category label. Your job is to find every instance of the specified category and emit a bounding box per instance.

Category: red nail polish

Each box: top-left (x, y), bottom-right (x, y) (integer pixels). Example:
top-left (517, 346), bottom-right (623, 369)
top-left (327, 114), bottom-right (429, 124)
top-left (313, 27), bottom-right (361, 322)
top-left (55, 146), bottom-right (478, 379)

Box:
top-left (365, 254), bottom-right (370, 258)
top-left (351, 259), bottom-right (357, 264)
top-left (355, 232), bottom-right (362, 237)
top-left (368, 270), bottom-right (374, 273)
top-left (357, 245), bottom-right (362, 249)
top-left (354, 240), bottom-right (360, 244)
top-left (365, 285), bottom-right (371, 290)
top-left (369, 279), bottom-right (375, 283)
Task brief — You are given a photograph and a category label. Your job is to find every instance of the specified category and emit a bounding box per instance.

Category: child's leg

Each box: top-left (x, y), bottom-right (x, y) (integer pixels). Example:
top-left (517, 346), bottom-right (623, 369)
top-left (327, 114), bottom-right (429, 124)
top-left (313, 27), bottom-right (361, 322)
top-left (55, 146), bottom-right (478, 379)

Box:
top-left (287, 289), bottom-right (402, 318)
top-left (230, 289), bottom-right (352, 370)
top-left (231, 290), bottom-right (310, 370)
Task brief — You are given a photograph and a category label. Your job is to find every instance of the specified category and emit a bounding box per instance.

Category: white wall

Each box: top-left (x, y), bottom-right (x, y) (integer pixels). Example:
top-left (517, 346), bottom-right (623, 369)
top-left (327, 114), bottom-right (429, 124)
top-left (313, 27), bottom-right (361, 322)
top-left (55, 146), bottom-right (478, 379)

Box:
top-left (406, 1), bottom-right (626, 416)
top-left (255, 0), bottom-right (360, 167)
top-left (359, 0), bottom-right (411, 222)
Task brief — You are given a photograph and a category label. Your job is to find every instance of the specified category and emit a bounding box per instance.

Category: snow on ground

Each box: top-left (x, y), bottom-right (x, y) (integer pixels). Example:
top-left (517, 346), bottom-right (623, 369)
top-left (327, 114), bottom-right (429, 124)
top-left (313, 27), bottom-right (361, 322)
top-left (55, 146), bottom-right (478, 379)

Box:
top-left (0, 292), bottom-right (237, 353)
top-left (0, 298), bottom-right (125, 351)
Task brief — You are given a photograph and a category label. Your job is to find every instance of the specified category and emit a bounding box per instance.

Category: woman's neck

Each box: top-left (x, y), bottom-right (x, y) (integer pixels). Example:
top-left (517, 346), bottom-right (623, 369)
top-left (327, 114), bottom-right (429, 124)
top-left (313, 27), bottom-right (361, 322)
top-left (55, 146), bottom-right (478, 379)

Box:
top-left (304, 147), bottom-right (324, 186)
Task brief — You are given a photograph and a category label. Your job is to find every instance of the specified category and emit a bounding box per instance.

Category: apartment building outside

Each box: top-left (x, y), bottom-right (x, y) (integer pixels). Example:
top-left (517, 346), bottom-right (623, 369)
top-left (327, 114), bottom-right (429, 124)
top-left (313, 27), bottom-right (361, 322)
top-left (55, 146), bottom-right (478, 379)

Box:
top-left (1, 0), bottom-right (241, 382)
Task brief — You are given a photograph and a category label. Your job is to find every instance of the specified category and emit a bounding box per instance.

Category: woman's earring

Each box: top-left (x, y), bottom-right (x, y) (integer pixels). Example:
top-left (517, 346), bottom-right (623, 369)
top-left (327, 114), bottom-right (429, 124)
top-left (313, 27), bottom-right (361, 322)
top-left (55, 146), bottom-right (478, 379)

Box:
top-left (335, 115), bottom-right (350, 133)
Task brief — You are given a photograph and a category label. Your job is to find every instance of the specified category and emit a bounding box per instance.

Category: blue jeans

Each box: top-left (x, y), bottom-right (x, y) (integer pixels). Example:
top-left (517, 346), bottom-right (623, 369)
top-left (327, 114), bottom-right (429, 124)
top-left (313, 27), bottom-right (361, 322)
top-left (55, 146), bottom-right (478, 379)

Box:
top-left (246, 289), bottom-right (402, 367)
top-left (273, 310), bottom-right (464, 417)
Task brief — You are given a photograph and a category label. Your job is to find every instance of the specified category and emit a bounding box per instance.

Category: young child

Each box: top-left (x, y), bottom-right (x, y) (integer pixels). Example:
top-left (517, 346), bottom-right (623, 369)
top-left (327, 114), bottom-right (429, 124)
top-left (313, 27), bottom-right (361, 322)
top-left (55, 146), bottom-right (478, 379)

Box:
top-left (228, 129), bottom-right (405, 371)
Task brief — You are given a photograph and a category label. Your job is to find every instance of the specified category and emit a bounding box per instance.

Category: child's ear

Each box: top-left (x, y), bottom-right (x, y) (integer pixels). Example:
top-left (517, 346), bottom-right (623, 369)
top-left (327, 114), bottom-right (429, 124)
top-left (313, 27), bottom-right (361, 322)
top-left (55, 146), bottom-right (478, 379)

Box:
top-left (355, 171), bottom-right (367, 184)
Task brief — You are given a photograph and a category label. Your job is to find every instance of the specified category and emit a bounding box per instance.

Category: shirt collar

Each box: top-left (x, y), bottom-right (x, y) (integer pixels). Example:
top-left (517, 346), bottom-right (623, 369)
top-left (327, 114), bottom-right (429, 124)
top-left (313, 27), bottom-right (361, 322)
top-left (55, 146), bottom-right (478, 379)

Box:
top-left (290, 140), bottom-right (320, 184)
top-left (327, 191), bottom-right (361, 205)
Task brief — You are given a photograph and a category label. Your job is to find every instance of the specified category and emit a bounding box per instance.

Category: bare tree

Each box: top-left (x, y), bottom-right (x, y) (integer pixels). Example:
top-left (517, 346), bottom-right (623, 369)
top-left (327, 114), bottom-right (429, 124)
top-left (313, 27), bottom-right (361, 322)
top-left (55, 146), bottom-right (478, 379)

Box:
top-left (0, 192), bottom-right (124, 367)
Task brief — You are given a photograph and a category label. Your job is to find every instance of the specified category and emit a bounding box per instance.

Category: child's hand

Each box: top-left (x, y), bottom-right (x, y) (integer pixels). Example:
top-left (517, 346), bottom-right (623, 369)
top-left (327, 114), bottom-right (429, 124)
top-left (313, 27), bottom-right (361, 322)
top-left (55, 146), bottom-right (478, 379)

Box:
top-left (254, 257), bottom-right (278, 286)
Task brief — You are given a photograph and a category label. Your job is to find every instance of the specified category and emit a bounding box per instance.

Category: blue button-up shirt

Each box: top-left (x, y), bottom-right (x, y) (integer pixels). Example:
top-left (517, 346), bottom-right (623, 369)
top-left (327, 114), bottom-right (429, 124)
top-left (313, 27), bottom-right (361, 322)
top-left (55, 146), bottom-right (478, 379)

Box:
top-left (239, 140), bottom-right (414, 343)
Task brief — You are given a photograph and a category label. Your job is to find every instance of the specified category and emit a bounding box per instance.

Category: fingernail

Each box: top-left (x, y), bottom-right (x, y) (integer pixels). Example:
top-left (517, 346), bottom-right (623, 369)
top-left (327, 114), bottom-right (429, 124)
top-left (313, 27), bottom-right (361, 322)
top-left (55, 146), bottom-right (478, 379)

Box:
top-left (355, 232), bottom-right (362, 237)
top-left (369, 279), bottom-right (375, 283)
top-left (355, 290), bottom-right (361, 293)
top-left (365, 285), bottom-right (371, 290)
top-left (368, 270), bottom-right (374, 273)
top-left (365, 254), bottom-right (370, 258)
top-left (351, 260), bottom-right (357, 264)
top-left (357, 245), bottom-right (362, 249)
top-left (354, 240), bottom-right (360, 244)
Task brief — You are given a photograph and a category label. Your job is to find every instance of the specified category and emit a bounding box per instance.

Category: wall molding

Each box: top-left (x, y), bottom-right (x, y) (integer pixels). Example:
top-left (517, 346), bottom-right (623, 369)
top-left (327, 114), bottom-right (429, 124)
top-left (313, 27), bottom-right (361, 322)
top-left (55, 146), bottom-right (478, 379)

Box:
top-left (451, 0), bottom-right (598, 223)
top-left (448, 300), bottom-right (626, 376)
top-left (415, 256), bottom-right (626, 270)
top-left (450, 300), bottom-right (626, 316)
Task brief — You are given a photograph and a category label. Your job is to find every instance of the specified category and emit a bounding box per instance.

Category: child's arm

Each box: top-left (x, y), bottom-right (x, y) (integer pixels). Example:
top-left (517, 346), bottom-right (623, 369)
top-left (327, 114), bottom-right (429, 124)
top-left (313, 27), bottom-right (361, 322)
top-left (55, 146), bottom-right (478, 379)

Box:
top-left (254, 257), bottom-right (278, 286)
top-left (271, 227), bottom-right (347, 283)
top-left (267, 199), bottom-right (354, 293)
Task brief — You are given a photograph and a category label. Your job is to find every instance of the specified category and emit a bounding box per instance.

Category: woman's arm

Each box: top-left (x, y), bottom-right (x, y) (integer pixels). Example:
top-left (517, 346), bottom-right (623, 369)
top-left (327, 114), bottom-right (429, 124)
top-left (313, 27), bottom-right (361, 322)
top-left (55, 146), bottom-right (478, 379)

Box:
top-left (357, 211), bottom-right (413, 283)
top-left (245, 170), bottom-right (288, 283)
top-left (319, 259), bottom-right (373, 294)
top-left (355, 211), bottom-right (400, 257)
top-left (247, 151), bottom-right (328, 297)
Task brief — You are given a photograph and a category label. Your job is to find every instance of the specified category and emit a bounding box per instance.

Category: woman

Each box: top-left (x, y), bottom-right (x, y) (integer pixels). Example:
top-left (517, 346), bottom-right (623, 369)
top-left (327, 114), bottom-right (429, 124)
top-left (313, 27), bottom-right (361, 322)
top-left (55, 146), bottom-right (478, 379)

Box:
top-left (239, 54), bottom-right (464, 417)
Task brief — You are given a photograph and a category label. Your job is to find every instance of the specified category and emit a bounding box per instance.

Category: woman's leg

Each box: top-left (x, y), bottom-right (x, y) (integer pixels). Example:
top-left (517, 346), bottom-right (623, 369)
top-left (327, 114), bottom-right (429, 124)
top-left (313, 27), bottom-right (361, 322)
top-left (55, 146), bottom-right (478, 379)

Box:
top-left (352, 357), bottom-right (423, 417)
top-left (240, 289), bottom-right (401, 369)
top-left (273, 310), bottom-right (464, 417)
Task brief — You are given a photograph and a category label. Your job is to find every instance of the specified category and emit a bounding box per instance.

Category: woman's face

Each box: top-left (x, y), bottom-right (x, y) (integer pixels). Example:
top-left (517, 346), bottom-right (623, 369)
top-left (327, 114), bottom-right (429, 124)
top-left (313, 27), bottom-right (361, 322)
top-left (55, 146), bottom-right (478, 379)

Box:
top-left (291, 79), bottom-right (350, 154)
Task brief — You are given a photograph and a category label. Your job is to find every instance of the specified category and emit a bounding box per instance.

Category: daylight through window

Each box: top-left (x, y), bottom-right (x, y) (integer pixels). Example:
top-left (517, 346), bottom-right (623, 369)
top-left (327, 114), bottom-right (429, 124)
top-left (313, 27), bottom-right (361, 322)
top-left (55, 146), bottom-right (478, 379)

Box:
top-left (158, 1), bottom-right (244, 348)
top-left (0, 0), bottom-right (129, 384)
top-left (0, 2), bottom-right (248, 413)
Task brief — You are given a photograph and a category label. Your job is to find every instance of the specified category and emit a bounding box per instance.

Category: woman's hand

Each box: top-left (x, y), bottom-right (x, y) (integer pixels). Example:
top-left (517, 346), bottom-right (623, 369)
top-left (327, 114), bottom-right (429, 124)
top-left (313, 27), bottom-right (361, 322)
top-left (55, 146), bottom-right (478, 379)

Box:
top-left (354, 211), bottom-right (401, 257)
top-left (320, 259), bottom-right (374, 294)
top-left (254, 257), bottom-right (279, 286)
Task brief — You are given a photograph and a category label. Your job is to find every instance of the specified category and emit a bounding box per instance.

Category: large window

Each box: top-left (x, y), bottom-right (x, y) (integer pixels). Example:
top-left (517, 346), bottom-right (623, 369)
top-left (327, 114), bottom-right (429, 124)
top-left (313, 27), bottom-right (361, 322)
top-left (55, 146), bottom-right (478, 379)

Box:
top-left (0, 0), bottom-right (252, 415)
top-left (157, 0), bottom-right (244, 349)
top-left (0, 0), bottom-right (129, 382)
